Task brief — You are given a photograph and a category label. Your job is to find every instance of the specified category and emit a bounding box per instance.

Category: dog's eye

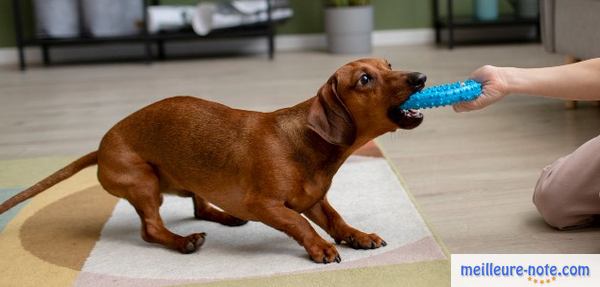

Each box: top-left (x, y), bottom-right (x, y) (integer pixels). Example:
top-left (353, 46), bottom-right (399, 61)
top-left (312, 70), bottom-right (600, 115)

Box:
top-left (359, 74), bottom-right (372, 86)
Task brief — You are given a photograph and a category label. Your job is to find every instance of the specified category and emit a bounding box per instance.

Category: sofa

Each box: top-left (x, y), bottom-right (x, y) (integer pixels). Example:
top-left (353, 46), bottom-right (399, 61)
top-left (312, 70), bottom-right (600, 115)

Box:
top-left (540, 0), bottom-right (600, 108)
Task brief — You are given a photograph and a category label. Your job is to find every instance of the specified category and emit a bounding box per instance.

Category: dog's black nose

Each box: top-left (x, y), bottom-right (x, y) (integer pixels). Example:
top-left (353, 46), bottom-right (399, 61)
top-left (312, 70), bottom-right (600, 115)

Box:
top-left (407, 72), bottom-right (427, 87)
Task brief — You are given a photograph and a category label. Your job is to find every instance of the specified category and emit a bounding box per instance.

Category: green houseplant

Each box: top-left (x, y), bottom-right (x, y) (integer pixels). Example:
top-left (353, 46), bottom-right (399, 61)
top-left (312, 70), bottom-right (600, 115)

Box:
top-left (324, 0), bottom-right (373, 54)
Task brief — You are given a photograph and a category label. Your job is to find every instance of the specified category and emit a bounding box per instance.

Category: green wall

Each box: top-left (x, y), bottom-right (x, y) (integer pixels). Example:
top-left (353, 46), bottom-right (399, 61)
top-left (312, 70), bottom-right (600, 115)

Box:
top-left (277, 0), bottom-right (434, 35)
top-left (277, 0), bottom-right (514, 34)
top-left (0, 0), bottom-right (516, 48)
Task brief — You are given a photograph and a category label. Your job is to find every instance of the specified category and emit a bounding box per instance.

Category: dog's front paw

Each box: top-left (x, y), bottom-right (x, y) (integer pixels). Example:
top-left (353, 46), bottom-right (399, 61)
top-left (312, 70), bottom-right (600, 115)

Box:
top-left (306, 240), bottom-right (341, 264)
top-left (336, 231), bottom-right (387, 250)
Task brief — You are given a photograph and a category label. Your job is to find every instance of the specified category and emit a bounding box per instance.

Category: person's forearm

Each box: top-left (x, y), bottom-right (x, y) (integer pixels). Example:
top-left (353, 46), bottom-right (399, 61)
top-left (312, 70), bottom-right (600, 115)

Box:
top-left (501, 58), bottom-right (600, 101)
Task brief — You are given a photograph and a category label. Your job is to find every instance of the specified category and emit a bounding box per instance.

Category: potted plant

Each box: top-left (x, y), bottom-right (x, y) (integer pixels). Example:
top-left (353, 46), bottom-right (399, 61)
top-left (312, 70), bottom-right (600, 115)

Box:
top-left (324, 0), bottom-right (373, 54)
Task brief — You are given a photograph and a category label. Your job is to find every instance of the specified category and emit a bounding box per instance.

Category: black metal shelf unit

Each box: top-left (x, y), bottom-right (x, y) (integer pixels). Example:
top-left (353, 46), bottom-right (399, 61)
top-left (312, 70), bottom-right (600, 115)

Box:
top-left (12, 0), bottom-right (278, 70)
top-left (433, 0), bottom-right (540, 49)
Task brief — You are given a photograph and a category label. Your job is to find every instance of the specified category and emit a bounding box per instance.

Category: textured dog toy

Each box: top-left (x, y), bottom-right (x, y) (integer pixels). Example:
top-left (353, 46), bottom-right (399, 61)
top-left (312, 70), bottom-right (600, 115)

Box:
top-left (400, 79), bottom-right (482, 110)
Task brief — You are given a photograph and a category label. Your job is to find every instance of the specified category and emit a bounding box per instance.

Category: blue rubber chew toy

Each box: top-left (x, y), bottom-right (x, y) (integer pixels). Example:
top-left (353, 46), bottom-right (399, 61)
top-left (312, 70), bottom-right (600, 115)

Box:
top-left (400, 79), bottom-right (482, 110)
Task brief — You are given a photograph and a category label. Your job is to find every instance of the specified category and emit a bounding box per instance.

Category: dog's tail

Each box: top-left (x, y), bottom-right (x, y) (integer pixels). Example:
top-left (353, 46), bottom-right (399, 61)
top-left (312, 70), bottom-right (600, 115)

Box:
top-left (0, 151), bottom-right (98, 215)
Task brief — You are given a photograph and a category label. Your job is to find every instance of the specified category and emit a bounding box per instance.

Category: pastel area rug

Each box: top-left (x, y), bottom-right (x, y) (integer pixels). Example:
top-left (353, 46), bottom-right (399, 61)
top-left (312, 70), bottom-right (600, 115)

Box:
top-left (0, 142), bottom-right (449, 287)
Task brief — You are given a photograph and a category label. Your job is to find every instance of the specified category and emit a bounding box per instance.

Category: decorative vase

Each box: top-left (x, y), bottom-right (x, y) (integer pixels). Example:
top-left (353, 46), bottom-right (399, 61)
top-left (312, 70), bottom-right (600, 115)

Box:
top-left (325, 5), bottom-right (373, 54)
top-left (474, 0), bottom-right (499, 21)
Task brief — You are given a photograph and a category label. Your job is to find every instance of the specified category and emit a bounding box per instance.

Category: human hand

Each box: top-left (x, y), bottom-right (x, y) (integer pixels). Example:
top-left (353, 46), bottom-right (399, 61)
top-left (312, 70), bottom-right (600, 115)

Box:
top-left (453, 65), bottom-right (509, 112)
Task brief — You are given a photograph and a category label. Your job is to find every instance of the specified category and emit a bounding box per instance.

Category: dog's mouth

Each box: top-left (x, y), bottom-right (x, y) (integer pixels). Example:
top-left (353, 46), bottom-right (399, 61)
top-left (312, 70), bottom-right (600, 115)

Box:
top-left (387, 107), bottom-right (423, 130)
top-left (387, 85), bottom-right (425, 130)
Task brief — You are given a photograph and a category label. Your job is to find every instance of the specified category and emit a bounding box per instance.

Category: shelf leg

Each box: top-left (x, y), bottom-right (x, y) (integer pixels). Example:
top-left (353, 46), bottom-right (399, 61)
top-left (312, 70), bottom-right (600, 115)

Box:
top-left (142, 0), bottom-right (153, 64)
top-left (268, 33), bottom-right (275, 60)
top-left (433, 0), bottom-right (440, 44)
top-left (41, 44), bottom-right (51, 66)
top-left (447, 0), bottom-right (454, 49)
top-left (12, 0), bottom-right (26, 71)
top-left (143, 42), bottom-right (153, 64)
top-left (267, 0), bottom-right (274, 60)
top-left (157, 39), bottom-right (165, 60)
top-left (17, 44), bottom-right (26, 71)
top-left (535, 19), bottom-right (542, 42)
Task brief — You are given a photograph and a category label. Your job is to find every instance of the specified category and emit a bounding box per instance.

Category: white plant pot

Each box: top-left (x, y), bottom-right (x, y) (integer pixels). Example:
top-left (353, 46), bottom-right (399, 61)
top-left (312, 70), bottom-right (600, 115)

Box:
top-left (81, 0), bottom-right (143, 37)
top-left (34, 0), bottom-right (80, 38)
top-left (325, 5), bottom-right (373, 54)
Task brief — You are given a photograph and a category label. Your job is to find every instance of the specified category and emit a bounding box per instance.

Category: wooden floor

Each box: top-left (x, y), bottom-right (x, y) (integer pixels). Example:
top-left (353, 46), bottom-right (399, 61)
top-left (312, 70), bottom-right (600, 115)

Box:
top-left (2, 44), bottom-right (600, 253)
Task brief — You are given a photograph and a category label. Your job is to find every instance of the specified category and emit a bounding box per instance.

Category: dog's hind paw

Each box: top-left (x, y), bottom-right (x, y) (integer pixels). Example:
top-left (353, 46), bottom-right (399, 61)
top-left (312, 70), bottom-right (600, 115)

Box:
top-left (178, 232), bottom-right (206, 254)
top-left (221, 217), bottom-right (249, 227)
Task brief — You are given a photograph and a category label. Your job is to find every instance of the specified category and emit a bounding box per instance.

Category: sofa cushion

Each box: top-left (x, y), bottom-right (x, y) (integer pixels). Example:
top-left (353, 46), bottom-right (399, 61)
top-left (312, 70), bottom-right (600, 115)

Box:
top-left (554, 0), bottom-right (600, 59)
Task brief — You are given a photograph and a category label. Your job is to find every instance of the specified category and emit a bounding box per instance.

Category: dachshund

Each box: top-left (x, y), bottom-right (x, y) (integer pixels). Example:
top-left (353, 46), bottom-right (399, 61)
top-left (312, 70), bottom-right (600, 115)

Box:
top-left (0, 58), bottom-right (426, 264)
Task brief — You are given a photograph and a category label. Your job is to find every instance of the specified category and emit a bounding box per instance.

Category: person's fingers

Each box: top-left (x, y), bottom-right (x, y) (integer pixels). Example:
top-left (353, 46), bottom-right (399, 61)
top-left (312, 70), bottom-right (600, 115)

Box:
top-left (453, 102), bottom-right (468, 112)
top-left (452, 103), bottom-right (467, 113)
top-left (453, 92), bottom-right (497, 112)
top-left (453, 101), bottom-right (478, 113)
top-left (456, 65), bottom-right (511, 113)
top-left (469, 65), bottom-right (493, 82)
top-left (469, 72), bottom-right (484, 82)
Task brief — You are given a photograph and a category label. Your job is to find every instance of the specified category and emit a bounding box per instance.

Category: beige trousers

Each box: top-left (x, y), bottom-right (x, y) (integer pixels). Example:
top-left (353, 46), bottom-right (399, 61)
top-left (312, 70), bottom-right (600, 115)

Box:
top-left (533, 135), bottom-right (600, 230)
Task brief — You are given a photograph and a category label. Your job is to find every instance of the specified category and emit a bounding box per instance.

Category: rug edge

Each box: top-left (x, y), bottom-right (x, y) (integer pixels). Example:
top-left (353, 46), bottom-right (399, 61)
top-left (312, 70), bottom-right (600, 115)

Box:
top-left (373, 139), bottom-right (451, 258)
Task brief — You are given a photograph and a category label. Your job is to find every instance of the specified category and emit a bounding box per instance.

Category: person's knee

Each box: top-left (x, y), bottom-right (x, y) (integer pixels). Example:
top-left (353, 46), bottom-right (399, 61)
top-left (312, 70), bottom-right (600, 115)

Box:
top-left (533, 181), bottom-right (567, 229)
top-left (534, 137), bottom-right (600, 229)
top-left (532, 163), bottom-right (581, 230)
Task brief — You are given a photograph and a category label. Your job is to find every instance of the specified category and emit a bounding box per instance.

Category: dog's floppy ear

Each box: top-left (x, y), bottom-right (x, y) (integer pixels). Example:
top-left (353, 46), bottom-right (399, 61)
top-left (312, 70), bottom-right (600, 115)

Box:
top-left (307, 75), bottom-right (356, 146)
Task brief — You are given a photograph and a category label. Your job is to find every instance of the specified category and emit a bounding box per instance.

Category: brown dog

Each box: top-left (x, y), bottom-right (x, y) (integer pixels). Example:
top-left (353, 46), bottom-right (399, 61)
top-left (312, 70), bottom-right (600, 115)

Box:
top-left (0, 58), bottom-right (425, 264)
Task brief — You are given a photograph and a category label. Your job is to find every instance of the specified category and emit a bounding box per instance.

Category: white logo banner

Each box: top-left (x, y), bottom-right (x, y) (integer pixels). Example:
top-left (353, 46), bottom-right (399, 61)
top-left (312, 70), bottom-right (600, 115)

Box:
top-left (452, 254), bottom-right (598, 287)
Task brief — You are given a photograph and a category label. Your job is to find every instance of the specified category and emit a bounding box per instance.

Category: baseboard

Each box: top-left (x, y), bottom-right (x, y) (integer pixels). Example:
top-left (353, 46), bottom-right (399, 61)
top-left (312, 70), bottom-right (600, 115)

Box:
top-left (0, 28), bottom-right (434, 66)
top-left (0, 47), bottom-right (40, 66)
top-left (276, 28), bottom-right (434, 50)
top-left (372, 28), bottom-right (434, 46)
